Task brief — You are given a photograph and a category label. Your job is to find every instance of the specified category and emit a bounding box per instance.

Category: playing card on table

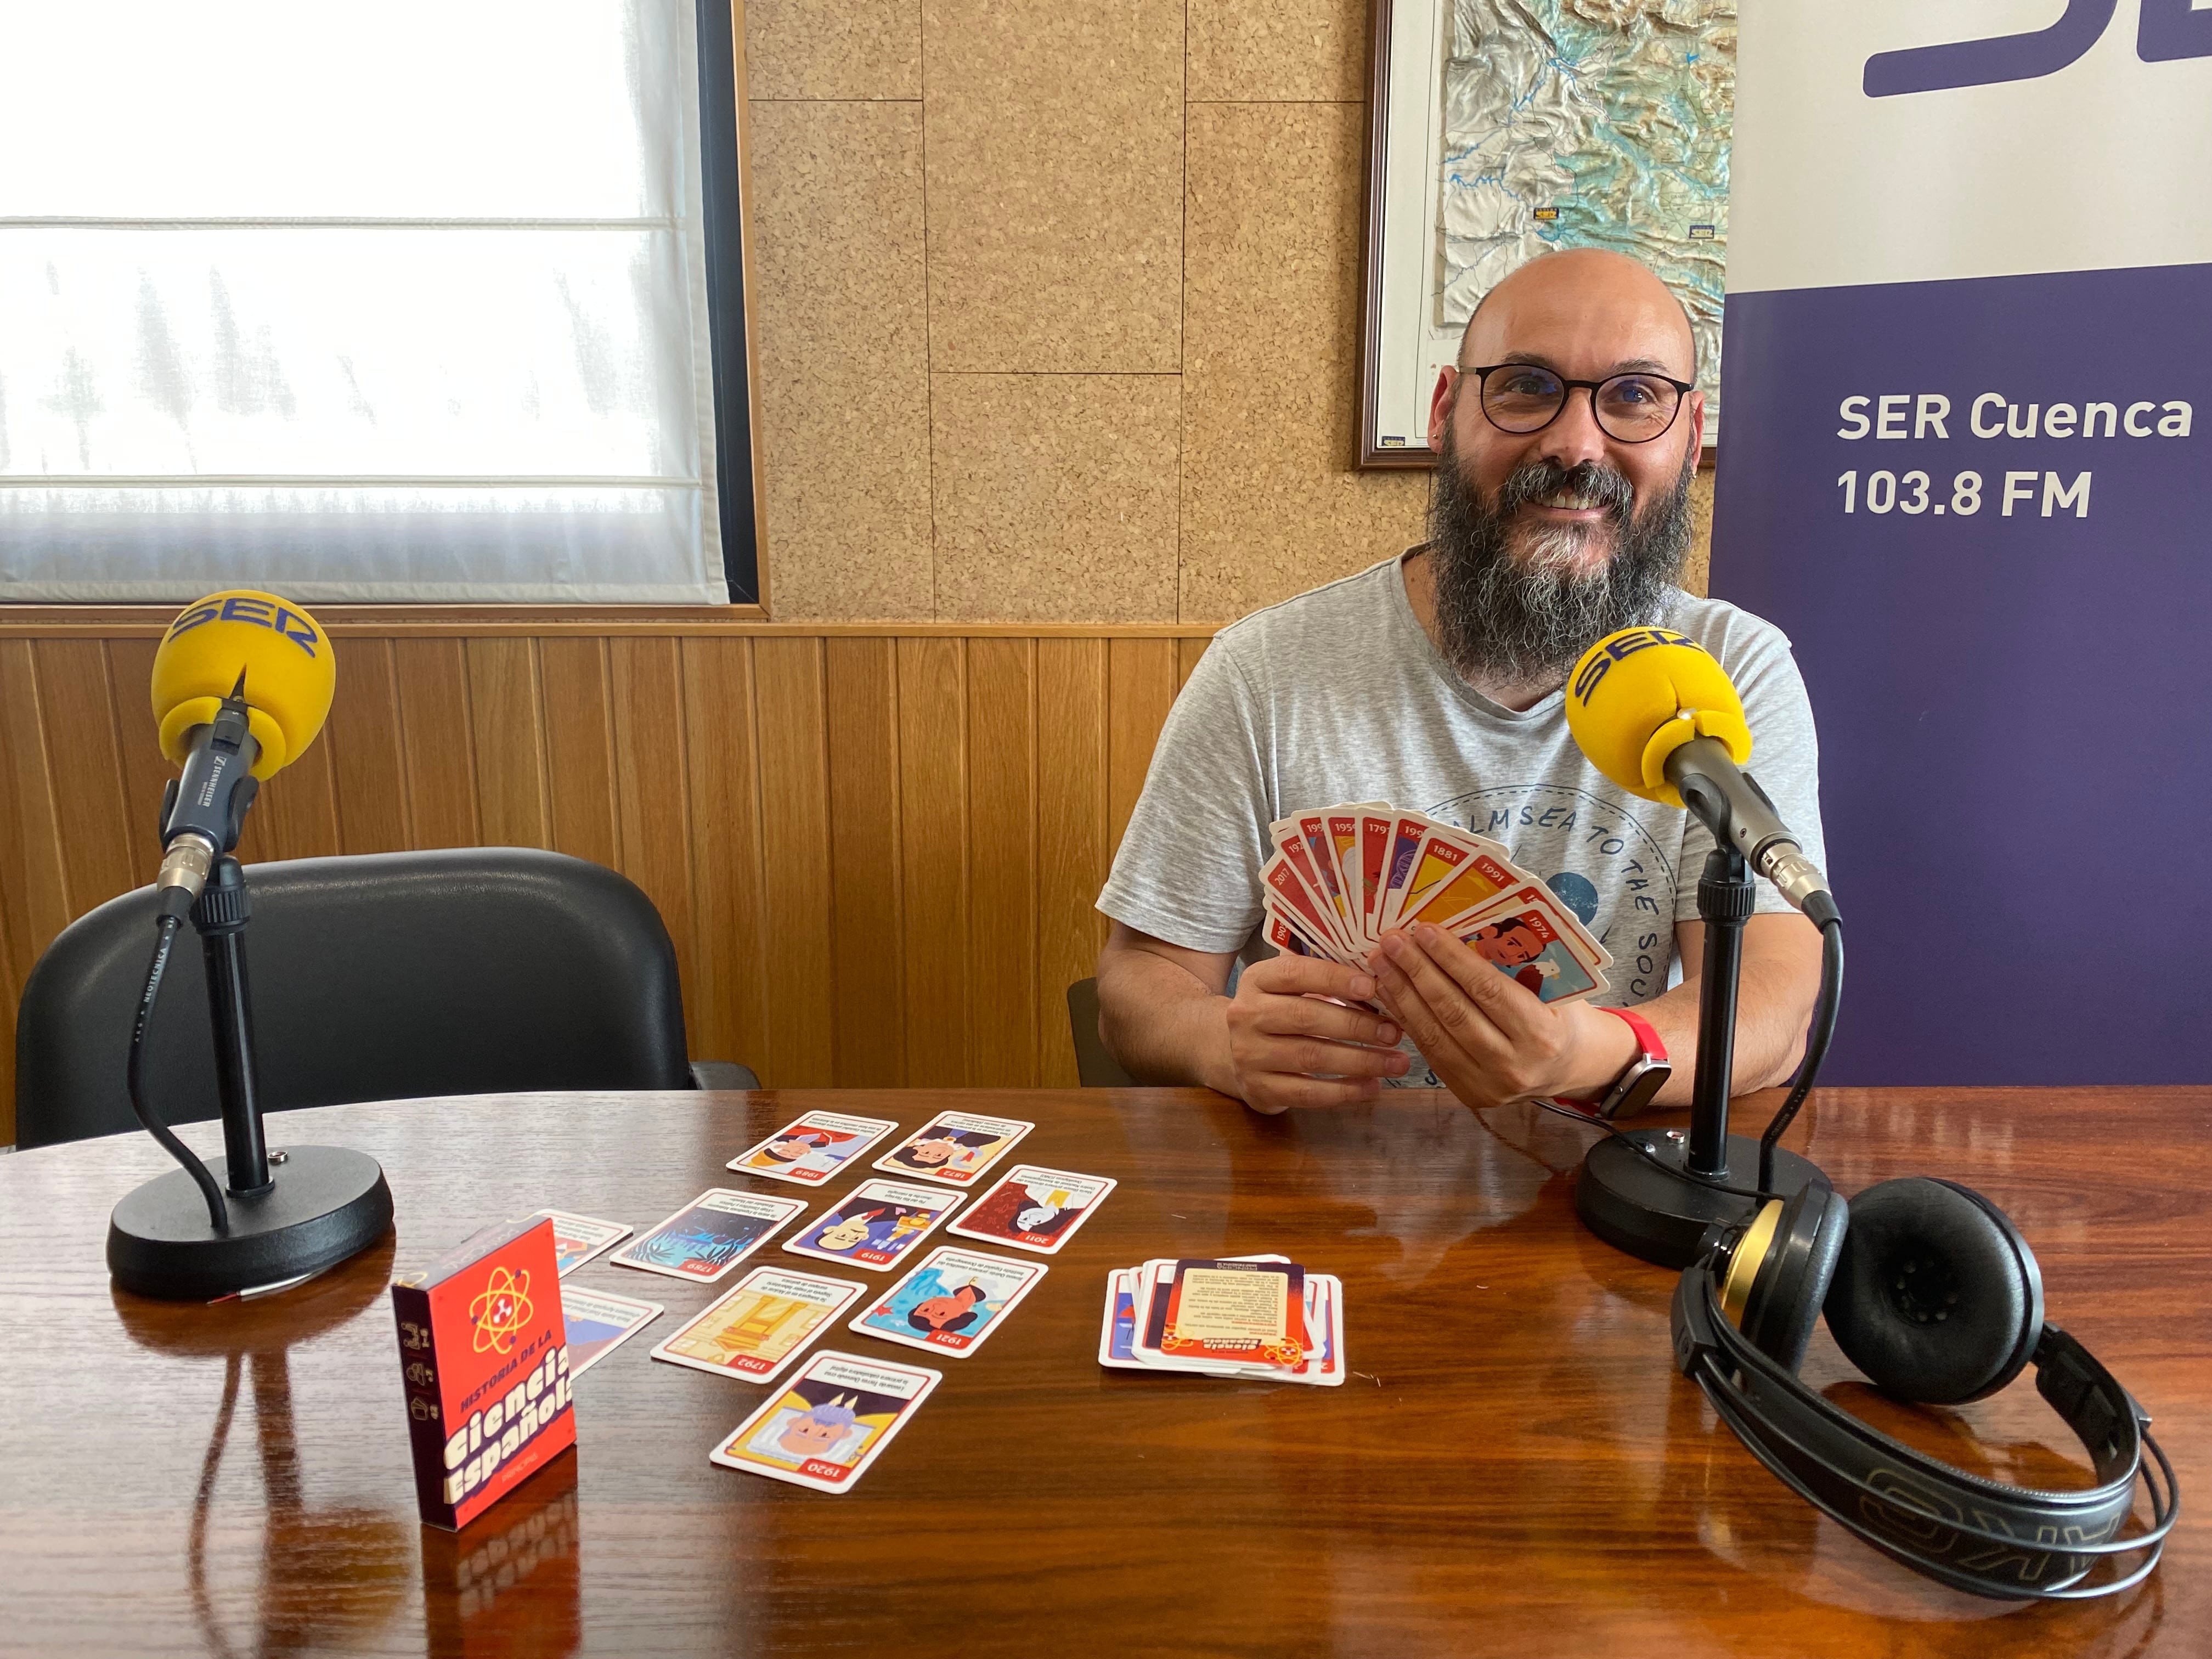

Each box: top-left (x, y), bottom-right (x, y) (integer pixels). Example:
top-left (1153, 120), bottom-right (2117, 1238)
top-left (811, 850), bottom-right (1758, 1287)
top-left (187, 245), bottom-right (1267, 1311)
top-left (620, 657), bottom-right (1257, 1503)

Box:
top-left (869, 1109), bottom-right (1033, 1188)
top-left (848, 1246), bottom-right (1047, 1358)
top-left (1098, 1268), bottom-right (1147, 1369)
top-left (560, 1284), bottom-right (663, 1377)
top-left (781, 1179), bottom-right (960, 1272)
top-left (651, 1266), bottom-right (866, 1387)
top-left (709, 1350), bottom-right (940, 1494)
top-left (611, 1189), bottom-right (808, 1284)
top-left (528, 1209), bottom-right (633, 1277)
top-left (1143, 1257), bottom-right (1310, 1373)
top-left (727, 1109), bottom-right (899, 1187)
top-left (948, 1165), bottom-right (1116, 1256)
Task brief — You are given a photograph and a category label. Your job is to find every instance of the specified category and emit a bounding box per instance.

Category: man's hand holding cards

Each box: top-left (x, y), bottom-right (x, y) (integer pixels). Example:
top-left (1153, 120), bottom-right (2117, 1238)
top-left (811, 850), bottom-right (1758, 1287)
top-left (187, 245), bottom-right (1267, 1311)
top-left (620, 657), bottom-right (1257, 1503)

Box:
top-left (1240, 802), bottom-right (1620, 1111)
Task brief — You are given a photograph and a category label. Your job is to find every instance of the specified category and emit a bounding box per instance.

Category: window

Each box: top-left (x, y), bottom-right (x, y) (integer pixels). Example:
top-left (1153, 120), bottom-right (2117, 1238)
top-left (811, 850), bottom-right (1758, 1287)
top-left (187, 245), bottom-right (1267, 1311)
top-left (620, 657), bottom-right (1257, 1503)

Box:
top-left (0, 1), bottom-right (757, 603)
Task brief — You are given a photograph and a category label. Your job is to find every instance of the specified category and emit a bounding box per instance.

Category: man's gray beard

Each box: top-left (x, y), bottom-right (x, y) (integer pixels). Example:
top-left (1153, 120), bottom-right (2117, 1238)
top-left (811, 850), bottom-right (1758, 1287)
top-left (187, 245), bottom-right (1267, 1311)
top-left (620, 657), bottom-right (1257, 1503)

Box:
top-left (1426, 436), bottom-right (1695, 690)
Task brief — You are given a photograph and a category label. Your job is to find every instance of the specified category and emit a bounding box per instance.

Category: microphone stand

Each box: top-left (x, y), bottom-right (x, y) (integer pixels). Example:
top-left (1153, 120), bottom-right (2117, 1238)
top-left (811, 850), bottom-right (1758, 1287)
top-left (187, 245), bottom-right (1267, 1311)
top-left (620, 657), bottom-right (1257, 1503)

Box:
top-left (1573, 846), bottom-right (1825, 1267)
top-left (108, 857), bottom-right (392, 1301)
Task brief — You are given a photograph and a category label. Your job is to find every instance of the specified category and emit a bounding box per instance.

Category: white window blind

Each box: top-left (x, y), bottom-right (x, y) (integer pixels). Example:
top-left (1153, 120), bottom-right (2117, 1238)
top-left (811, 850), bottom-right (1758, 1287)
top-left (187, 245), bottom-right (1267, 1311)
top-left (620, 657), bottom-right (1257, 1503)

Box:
top-left (0, 2), bottom-right (725, 603)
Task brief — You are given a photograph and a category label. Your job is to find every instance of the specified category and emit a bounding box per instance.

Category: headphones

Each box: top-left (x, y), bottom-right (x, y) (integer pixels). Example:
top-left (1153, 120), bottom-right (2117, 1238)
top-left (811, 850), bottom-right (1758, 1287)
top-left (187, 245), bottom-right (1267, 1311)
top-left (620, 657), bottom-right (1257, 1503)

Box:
top-left (1672, 1175), bottom-right (2177, 1599)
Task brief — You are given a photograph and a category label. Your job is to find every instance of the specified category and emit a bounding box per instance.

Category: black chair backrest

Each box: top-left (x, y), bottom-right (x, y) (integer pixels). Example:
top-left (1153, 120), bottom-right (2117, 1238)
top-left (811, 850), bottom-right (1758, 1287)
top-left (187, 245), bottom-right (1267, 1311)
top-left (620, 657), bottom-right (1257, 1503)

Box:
top-left (15, 848), bottom-right (693, 1148)
top-left (1065, 978), bottom-right (1137, 1088)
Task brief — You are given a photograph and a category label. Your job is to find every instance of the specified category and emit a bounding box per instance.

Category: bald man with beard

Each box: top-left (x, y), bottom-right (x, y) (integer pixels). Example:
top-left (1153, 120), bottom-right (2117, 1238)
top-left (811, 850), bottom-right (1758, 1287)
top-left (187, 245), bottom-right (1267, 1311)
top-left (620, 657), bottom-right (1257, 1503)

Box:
top-left (1094, 249), bottom-right (1826, 1115)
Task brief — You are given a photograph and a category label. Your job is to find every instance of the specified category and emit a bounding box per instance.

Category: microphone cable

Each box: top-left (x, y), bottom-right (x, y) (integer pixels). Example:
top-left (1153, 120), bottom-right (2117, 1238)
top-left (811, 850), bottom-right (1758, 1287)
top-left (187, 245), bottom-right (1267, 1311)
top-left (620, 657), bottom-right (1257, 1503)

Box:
top-left (1531, 915), bottom-right (1845, 1205)
top-left (1759, 917), bottom-right (1842, 1193)
top-left (127, 913), bottom-right (230, 1233)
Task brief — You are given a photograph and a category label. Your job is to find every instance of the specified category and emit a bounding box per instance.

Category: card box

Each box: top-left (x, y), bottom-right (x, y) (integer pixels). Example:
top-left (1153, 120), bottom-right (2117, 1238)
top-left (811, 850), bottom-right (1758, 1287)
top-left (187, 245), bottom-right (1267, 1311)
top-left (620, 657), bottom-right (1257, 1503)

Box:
top-left (393, 1216), bottom-right (577, 1532)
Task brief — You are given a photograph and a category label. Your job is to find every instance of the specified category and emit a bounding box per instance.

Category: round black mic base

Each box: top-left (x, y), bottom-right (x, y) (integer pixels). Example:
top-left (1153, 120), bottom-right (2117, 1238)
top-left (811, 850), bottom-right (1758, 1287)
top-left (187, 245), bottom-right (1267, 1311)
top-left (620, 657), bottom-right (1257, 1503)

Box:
top-left (1576, 1130), bottom-right (1823, 1268)
top-left (108, 1146), bottom-right (393, 1301)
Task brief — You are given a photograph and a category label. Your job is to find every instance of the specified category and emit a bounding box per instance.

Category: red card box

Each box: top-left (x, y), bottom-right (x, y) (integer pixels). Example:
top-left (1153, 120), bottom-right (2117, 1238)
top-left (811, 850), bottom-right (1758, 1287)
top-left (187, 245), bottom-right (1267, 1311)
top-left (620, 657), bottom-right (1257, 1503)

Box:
top-left (393, 1216), bottom-right (576, 1531)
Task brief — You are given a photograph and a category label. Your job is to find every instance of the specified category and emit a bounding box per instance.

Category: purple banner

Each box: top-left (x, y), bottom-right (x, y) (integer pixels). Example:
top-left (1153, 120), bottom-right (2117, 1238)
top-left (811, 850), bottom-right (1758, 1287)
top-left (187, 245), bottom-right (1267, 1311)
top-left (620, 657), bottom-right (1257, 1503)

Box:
top-left (1714, 261), bottom-right (2212, 1084)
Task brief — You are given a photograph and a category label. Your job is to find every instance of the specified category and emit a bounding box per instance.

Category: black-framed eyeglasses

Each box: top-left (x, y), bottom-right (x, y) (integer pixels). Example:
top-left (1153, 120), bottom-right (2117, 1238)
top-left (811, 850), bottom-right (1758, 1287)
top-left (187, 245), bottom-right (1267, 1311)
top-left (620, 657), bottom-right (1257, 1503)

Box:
top-left (1459, 362), bottom-right (1695, 443)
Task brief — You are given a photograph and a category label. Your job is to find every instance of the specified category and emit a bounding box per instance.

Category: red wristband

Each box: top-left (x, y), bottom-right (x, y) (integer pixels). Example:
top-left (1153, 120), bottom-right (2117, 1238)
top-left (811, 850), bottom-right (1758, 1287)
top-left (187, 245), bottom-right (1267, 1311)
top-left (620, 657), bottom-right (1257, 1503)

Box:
top-left (1548, 1004), bottom-right (1671, 1120)
top-left (1599, 1004), bottom-right (1668, 1062)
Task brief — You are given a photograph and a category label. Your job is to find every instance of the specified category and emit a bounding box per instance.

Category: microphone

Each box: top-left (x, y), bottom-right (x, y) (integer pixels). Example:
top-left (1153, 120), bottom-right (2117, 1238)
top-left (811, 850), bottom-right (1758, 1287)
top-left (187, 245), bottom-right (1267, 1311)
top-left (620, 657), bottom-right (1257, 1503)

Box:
top-left (109, 589), bottom-right (388, 1300)
top-left (1564, 627), bottom-right (1839, 930)
top-left (150, 591), bottom-right (336, 917)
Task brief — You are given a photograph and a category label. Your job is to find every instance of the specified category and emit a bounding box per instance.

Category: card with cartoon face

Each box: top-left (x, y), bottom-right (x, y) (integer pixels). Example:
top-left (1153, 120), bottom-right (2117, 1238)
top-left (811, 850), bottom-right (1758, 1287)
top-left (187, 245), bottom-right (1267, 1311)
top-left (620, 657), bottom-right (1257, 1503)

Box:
top-left (848, 1246), bottom-right (1046, 1358)
top-left (528, 1209), bottom-right (633, 1276)
top-left (610, 1189), bottom-right (808, 1283)
top-left (727, 1110), bottom-right (900, 1187)
top-left (708, 1350), bottom-right (940, 1493)
top-left (651, 1266), bottom-right (866, 1387)
top-left (947, 1165), bottom-right (1116, 1256)
top-left (1448, 883), bottom-right (1612, 1004)
top-left (869, 1110), bottom-right (1034, 1188)
top-left (780, 1180), bottom-right (959, 1272)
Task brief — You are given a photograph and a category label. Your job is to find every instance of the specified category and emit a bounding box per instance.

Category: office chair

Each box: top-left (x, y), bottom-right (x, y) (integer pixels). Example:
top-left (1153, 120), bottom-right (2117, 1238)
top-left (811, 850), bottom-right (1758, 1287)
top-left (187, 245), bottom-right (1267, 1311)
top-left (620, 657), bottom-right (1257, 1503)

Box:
top-left (1065, 978), bottom-right (1137, 1087)
top-left (14, 848), bottom-right (759, 1149)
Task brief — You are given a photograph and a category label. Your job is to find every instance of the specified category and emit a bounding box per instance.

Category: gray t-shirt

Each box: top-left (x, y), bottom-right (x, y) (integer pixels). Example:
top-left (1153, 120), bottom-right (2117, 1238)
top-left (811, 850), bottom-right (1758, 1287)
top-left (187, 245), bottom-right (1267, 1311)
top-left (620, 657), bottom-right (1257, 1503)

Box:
top-left (1099, 554), bottom-right (1826, 1079)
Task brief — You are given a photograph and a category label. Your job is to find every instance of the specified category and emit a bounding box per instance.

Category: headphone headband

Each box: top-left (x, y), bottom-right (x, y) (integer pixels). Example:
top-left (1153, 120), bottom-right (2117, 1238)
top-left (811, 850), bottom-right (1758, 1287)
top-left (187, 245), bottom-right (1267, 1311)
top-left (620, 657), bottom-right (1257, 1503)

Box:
top-left (1673, 1258), bottom-right (2176, 1599)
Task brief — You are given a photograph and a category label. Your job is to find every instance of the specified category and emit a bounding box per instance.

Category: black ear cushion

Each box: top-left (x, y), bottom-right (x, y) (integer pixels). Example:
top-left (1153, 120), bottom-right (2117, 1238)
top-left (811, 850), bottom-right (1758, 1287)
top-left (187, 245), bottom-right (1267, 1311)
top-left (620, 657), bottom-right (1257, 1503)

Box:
top-left (1741, 1183), bottom-right (1849, 1372)
top-left (1823, 1177), bottom-right (2042, 1404)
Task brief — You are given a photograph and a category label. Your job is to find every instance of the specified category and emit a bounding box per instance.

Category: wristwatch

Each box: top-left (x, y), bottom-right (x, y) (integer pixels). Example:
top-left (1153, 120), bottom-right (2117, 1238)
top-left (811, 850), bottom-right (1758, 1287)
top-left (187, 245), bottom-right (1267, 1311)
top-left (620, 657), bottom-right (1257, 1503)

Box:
top-left (1553, 1006), bottom-right (1672, 1121)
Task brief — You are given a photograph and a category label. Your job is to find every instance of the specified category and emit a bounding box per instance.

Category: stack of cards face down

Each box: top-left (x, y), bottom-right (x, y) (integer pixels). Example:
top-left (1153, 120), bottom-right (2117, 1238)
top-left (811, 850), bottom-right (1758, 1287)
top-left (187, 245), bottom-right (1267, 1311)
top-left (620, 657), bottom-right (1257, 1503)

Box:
top-left (1262, 804), bottom-right (1612, 1007)
top-left (1099, 1255), bottom-right (1344, 1386)
top-left (521, 1109), bottom-right (1122, 1494)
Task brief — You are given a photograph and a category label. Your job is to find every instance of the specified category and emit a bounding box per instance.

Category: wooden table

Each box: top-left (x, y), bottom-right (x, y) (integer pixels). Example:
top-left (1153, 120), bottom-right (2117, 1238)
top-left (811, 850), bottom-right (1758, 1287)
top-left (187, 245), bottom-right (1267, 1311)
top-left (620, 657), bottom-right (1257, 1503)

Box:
top-left (0, 1087), bottom-right (2202, 1658)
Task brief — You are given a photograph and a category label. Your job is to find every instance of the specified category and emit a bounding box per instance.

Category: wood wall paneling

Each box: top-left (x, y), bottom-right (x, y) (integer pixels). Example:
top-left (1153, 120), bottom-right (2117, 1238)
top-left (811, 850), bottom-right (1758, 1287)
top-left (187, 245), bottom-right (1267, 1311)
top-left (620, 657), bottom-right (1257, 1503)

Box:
top-left (752, 638), bottom-right (838, 1086)
top-left (681, 637), bottom-right (772, 1081)
top-left (823, 639), bottom-right (906, 1087)
top-left (392, 640), bottom-right (481, 850)
top-left (964, 640), bottom-right (1039, 1086)
top-left (466, 638), bottom-right (551, 849)
top-left (326, 638), bottom-right (413, 857)
top-left (1035, 641), bottom-right (1109, 1085)
top-left (895, 639), bottom-right (969, 1087)
top-left (539, 637), bottom-right (623, 868)
top-left (0, 627), bottom-right (1217, 1142)
top-left (32, 641), bottom-right (139, 923)
top-left (104, 638), bottom-right (169, 886)
top-left (610, 638), bottom-right (701, 1018)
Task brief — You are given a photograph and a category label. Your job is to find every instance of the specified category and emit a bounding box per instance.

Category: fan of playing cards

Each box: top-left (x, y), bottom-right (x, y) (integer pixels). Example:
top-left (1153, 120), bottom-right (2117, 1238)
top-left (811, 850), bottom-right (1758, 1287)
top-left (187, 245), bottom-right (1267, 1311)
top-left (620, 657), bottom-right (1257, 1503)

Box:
top-left (1261, 805), bottom-right (1612, 1005)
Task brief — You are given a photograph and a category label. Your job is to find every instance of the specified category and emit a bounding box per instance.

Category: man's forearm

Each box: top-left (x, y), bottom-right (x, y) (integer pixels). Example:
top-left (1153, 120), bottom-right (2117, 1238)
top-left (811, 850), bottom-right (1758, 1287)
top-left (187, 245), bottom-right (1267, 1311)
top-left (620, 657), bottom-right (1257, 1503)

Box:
top-left (1636, 923), bottom-right (1820, 1106)
top-left (1096, 949), bottom-right (1233, 1092)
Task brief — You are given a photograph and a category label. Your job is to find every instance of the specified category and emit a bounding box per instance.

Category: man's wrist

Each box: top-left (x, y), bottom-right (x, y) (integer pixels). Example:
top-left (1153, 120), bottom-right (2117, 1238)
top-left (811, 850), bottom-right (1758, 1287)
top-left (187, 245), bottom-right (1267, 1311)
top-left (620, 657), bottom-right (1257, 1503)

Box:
top-left (1548, 1001), bottom-right (1641, 1102)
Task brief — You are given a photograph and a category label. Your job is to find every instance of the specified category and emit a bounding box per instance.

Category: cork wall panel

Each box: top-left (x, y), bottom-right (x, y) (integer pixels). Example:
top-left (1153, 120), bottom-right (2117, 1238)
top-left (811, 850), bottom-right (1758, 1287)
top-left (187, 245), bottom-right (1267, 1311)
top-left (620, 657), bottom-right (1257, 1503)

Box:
top-left (1684, 466), bottom-right (1714, 599)
top-left (1187, 0), bottom-right (1370, 102)
top-left (930, 374), bottom-right (1182, 622)
top-left (1180, 100), bottom-right (1430, 622)
top-left (922, 0), bottom-right (1184, 375)
top-left (743, 0), bottom-right (922, 100)
top-left (747, 100), bottom-right (934, 619)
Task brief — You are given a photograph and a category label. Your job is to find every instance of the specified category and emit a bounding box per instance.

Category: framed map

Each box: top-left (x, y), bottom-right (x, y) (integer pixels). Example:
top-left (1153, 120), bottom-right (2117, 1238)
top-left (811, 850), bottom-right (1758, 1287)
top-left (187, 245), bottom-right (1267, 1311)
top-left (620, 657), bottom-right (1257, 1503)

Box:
top-left (1359, 0), bottom-right (1733, 467)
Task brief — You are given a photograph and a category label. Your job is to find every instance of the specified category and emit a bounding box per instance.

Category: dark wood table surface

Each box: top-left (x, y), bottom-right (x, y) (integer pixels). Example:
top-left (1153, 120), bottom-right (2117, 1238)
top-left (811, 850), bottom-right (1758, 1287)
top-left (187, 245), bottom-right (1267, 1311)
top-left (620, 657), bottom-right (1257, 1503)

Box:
top-left (0, 1086), bottom-right (2203, 1658)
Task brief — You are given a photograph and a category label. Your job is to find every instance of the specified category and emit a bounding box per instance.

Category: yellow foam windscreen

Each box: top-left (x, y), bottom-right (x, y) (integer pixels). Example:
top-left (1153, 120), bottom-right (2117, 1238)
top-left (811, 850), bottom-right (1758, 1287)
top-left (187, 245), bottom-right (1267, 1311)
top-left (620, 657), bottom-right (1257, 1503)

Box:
top-left (151, 591), bottom-right (337, 780)
top-left (1564, 627), bottom-right (1752, 810)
